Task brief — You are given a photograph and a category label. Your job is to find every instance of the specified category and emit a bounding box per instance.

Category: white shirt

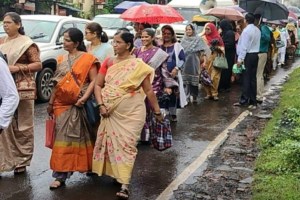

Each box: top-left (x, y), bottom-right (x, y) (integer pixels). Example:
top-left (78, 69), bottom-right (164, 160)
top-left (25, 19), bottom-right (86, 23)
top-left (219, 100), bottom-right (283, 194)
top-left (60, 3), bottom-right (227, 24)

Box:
top-left (237, 24), bottom-right (261, 63)
top-left (280, 28), bottom-right (290, 47)
top-left (0, 57), bottom-right (19, 130)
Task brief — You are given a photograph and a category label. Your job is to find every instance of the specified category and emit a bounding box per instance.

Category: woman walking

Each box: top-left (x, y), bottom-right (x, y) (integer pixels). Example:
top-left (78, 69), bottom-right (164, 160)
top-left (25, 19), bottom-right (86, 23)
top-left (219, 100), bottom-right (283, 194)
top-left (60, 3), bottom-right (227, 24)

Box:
top-left (133, 28), bottom-right (170, 142)
top-left (159, 25), bottom-right (186, 122)
top-left (47, 28), bottom-right (99, 189)
top-left (92, 31), bottom-right (163, 199)
top-left (181, 24), bottom-right (208, 103)
top-left (85, 22), bottom-right (114, 63)
top-left (0, 12), bottom-right (42, 174)
top-left (200, 23), bottom-right (225, 101)
top-left (218, 19), bottom-right (236, 92)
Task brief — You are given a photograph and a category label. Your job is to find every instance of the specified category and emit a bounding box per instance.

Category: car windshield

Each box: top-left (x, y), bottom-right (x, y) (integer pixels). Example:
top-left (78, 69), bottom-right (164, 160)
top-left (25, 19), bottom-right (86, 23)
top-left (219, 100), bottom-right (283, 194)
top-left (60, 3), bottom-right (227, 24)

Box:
top-left (0, 19), bottom-right (57, 43)
top-left (173, 7), bottom-right (201, 23)
top-left (23, 19), bottom-right (57, 43)
top-left (0, 22), bottom-right (5, 37)
top-left (93, 16), bottom-right (124, 29)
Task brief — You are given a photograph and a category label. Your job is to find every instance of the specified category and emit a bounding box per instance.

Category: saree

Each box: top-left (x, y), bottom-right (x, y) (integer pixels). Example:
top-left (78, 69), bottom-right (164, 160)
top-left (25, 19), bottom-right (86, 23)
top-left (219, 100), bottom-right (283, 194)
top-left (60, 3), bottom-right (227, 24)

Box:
top-left (50, 53), bottom-right (97, 172)
top-left (92, 58), bottom-right (154, 184)
top-left (0, 36), bottom-right (39, 172)
top-left (134, 47), bottom-right (169, 141)
top-left (87, 43), bottom-right (114, 64)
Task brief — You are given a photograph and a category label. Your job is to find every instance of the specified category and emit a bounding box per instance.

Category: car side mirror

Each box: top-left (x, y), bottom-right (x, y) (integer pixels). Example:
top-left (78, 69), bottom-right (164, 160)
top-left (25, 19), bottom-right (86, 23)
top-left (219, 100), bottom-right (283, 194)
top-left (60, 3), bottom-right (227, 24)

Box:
top-left (126, 26), bottom-right (134, 32)
top-left (56, 36), bottom-right (64, 45)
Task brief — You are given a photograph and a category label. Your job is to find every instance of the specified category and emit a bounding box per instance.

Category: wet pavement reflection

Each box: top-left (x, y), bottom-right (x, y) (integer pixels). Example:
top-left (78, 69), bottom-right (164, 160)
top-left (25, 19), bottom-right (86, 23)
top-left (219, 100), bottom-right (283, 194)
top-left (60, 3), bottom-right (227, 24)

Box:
top-left (1, 68), bottom-right (285, 200)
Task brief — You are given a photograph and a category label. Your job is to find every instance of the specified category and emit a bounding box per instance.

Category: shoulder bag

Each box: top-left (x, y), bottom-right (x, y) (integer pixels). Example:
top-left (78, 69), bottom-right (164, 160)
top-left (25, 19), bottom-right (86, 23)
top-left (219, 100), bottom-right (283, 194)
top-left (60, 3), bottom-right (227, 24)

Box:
top-left (213, 54), bottom-right (228, 69)
top-left (276, 40), bottom-right (285, 48)
top-left (15, 67), bottom-right (36, 100)
top-left (70, 67), bottom-right (100, 126)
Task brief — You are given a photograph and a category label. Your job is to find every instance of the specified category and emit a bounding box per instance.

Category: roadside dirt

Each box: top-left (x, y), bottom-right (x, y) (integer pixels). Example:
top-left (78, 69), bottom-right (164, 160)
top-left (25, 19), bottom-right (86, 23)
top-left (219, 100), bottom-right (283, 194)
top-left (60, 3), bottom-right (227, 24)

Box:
top-left (172, 78), bottom-right (286, 200)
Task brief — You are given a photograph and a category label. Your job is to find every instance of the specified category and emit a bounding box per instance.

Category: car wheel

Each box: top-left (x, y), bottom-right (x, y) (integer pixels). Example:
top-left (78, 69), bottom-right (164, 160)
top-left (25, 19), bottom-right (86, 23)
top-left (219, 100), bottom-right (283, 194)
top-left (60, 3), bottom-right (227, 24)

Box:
top-left (36, 68), bottom-right (54, 102)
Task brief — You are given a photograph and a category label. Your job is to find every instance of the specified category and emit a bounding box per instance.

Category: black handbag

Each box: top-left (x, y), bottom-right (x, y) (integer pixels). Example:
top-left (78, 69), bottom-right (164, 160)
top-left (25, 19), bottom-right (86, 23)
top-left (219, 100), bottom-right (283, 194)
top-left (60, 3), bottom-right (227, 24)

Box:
top-left (84, 97), bottom-right (100, 126)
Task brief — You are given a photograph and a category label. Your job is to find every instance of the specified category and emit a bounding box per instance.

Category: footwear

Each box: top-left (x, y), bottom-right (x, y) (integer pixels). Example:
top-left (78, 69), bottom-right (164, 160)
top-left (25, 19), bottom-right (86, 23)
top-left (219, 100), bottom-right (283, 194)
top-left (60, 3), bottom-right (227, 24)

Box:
top-left (116, 188), bottom-right (129, 199)
top-left (171, 115), bottom-right (177, 122)
top-left (256, 100), bottom-right (263, 104)
top-left (49, 179), bottom-right (65, 190)
top-left (248, 105), bottom-right (257, 110)
top-left (213, 96), bottom-right (219, 101)
top-left (86, 171), bottom-right (97, 176)
top-left (192, 96), bottom-right (197, 103)
top-left (233, 102), bottom-right (243, 106)
top-left (189, 96), bottom-right (193, 103)
top-left (204, 95), bottom-right (212, 100)
top-left (14, 167), bottom-right (26, 174)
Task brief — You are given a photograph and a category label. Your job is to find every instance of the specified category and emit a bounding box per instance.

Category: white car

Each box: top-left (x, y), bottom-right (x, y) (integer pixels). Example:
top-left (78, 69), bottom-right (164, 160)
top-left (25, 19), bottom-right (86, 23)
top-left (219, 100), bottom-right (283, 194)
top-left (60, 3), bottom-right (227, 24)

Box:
top-left (92, 14), bottom-right (134, 39)
top-left (0, 15), bottom-right (91, 102)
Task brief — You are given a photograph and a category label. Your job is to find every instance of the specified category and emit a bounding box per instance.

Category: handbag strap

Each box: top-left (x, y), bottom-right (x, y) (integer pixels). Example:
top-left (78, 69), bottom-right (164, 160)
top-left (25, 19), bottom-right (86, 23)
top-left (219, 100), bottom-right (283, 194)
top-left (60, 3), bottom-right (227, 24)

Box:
top-left (67, 54), bottom-right (82, 88)
top-left (70, 69), bottom-right (80, 87)
top-left (17, 65), bottom-right (33, 84)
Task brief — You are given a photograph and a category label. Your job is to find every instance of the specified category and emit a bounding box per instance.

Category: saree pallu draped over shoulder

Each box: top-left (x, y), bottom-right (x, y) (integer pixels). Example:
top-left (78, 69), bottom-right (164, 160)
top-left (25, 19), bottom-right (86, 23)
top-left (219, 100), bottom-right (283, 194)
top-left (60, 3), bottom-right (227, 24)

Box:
top-left (0, 35), bottom-right (38, 172)
top-left (50, 53), bottom-right (97, 172)
top-left (92, 58), bottom-right (154, 184)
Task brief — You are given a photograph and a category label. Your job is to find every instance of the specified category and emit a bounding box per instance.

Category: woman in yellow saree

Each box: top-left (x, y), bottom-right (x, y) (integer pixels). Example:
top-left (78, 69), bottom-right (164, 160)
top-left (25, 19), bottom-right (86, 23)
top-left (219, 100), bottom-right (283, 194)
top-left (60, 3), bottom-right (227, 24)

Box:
top-left (46, 28), bottom-right (99, 189)
top-left (93, 31), bottom-right (163, 199)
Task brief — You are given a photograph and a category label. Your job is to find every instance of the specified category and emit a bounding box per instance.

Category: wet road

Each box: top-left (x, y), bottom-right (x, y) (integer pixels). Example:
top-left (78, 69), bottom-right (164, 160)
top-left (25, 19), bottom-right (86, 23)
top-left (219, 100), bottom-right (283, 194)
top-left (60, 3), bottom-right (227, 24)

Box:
top-left (1, 64), bottom-right (293, 200)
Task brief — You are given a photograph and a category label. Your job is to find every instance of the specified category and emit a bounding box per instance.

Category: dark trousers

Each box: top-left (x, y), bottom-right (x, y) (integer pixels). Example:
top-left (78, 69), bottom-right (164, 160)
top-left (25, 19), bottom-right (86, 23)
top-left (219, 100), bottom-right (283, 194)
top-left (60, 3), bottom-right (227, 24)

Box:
top-left (239, 53), bottom-right (258, 105)
top-left (219, 48), bottom-right (236, 90)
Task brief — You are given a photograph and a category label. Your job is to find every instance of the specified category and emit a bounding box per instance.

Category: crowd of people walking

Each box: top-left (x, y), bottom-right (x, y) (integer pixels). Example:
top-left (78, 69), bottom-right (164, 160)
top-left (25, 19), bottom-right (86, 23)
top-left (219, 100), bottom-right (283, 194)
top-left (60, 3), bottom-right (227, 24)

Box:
top-left (0, 10), bottom-right (299, 199)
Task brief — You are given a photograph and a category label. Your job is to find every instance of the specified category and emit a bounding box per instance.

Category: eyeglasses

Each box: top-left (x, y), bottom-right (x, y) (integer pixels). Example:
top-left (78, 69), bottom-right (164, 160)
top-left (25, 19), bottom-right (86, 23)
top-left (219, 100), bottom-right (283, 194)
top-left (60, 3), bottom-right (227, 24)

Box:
top-left (162, 32), bottom-right (172, 35)
top-left (112, 41), bottom-right (126, 45)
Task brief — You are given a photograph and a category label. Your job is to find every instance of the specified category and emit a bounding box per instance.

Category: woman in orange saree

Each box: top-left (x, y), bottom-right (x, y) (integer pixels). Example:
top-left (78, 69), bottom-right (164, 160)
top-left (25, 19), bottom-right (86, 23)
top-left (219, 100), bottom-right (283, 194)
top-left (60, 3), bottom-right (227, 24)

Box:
top-left (93, 31), bottom-right (163, 199)
top-left (46, 28), bottom-right (99, 189)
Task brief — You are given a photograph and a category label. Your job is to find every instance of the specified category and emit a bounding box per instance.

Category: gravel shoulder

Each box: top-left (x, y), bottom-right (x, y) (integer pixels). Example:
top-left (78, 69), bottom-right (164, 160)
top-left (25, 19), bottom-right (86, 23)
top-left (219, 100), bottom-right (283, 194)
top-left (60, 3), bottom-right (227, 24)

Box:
top-left (172, 66), bottom-right (294, 200)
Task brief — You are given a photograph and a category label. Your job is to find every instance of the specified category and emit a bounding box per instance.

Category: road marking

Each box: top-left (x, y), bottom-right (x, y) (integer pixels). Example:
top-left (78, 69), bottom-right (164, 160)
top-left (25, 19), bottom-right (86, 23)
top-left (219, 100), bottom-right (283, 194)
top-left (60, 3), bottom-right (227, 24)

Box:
top-left (156, 110), bottom-right (250, 200)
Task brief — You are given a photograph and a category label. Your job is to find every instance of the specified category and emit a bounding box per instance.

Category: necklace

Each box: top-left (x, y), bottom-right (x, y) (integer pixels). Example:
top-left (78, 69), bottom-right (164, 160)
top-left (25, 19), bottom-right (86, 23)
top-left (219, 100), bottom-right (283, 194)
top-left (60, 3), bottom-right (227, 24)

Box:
top-left (68, 52), bottom-right (82, 68)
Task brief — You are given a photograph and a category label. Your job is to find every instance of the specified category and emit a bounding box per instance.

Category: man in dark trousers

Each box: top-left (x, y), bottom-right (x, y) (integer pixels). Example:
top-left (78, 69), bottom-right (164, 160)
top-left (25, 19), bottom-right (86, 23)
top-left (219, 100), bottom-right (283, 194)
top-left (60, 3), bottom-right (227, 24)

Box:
top-left (234, 13), bottom-right (261, 109)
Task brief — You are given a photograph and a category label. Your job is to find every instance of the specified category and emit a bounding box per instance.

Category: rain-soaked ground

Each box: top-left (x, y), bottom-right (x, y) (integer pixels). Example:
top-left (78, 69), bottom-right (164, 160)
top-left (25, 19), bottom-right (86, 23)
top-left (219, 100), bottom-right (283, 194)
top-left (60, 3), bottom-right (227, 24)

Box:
top-left (0, 61), bottom-right (298, 200)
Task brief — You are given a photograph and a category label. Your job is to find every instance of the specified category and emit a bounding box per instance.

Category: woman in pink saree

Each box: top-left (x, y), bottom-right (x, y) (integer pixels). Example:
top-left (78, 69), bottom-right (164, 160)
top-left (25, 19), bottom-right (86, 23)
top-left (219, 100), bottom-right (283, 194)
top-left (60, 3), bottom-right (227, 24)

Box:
top-left (92, 31), bottom-right (163, 199)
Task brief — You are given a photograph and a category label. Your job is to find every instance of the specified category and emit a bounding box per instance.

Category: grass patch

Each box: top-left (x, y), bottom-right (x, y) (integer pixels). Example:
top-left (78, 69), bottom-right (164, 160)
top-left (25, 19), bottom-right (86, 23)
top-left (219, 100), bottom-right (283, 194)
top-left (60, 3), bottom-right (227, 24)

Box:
top-left (253, 174), bottom-right (300, 200)
top-left (253, 68), bottom-right (300, 200)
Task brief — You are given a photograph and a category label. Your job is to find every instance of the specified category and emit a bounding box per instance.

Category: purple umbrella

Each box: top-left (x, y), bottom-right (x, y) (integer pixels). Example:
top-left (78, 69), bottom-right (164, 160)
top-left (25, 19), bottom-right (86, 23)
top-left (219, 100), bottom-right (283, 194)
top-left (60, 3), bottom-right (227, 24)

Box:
top-left (114, 1), bottom-right (149, 14)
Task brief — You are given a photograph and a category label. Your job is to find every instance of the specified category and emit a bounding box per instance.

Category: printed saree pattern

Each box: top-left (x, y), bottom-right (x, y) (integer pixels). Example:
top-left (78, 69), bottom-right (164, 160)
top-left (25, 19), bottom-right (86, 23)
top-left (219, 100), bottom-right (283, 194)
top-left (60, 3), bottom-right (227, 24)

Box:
top-left (92, 58), bottom-right (154, 184)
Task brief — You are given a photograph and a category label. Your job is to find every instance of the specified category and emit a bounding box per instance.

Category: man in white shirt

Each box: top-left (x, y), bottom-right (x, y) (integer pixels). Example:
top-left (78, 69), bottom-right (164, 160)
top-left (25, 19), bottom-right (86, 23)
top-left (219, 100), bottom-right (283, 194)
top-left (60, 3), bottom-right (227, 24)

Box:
top-left (234, 13), bottom-right (261, 109)
top-left (0, 56), bottom-right (19, 134)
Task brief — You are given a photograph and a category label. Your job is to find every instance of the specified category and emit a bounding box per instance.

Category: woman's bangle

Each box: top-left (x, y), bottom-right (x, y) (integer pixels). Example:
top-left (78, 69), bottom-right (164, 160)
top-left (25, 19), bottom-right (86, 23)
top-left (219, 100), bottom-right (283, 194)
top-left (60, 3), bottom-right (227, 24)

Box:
top-left (98, 103), bottom-right (105, 108)
top-left (154, 112), bottom-right (162, 116)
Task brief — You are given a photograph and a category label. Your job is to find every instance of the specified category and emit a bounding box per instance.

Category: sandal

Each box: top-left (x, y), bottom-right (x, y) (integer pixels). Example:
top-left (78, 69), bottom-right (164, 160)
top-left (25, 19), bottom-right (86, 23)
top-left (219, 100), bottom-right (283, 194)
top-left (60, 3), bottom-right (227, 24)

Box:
top-left (14, 167), bottom-right (26, 174)
top-left (49, 179), bottom-right (65, 190)
top-left (116, 188), bottom-right (129, 199)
